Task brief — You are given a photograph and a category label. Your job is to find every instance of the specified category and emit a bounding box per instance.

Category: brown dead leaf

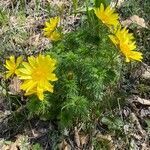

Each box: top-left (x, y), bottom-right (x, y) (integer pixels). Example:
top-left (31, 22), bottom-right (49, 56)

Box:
top-left (10, 16), bottom-right (18, 27)
top-left (74, 126), bottom-right (80, 148)
top-left (2, 145), bottom-right (10, 150)
top-left (111, 0), bottom-right (124, 8)
top-left (137, 97), bottom-right (150, 105)
top-left (9, 142), bottom-right (18, 150)
top-left (96, 133), bottom-right (115, 150)
top-left (49, 0), bottom-right (69, 8)
top-left (58, 139), bottom-right (71, 150)
top-left (130, 139), bottom-right (138, 150)
top-left (80, 134), bottom-right (89, 146)
top-left (25, 16), bottom-right (36, 30)
top-left (142, 70), bottom-right (150, 79)
top-left (8, 77), bottom-right (21, 95)
top-left (130, 112), bottom-right (146, 136)
top-left (75, 128), bottom-right (90, 149)
top-left (28, 0), bottom-right (48, 8)
top-left (27, 34), bottom-right (50, 52)
top-left (142, 64), bottom-right (150, 79)
top-left (131, 133), bottom-right (142, 140)
top-left (140, 108), bottom-right (150, 118)
top-left (58, 127), bottom-right (88, 150)
top-left (28, 34), bottom-right (40, 47)
top-left (141, 143), bottom-right (148, 150)
top-left (0, 0), bottom-right (16, 9)
top-left (121, 15), bottom-right (147, 28)
top-left (132, 96), bottom-right (150, 105)
top-left (1, 135), bottom-right (27, 150)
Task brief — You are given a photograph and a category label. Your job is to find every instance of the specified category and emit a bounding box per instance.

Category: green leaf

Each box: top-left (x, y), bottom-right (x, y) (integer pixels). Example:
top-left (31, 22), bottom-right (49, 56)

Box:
top-left (101, 116), bottom-right (124, 131)
top-left (145, 119), bottom-right (150, 132)
top-left (32, 143), bottom-right (43, 150)
top-left (94, 0), bottom-right (111, 7)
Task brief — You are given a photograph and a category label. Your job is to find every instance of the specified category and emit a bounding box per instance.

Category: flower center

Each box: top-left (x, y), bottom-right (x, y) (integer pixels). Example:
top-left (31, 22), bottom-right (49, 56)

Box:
top-left (101, 14), bottom-right (109, 23)
top-left (32, 67), bottom-right (47, 81)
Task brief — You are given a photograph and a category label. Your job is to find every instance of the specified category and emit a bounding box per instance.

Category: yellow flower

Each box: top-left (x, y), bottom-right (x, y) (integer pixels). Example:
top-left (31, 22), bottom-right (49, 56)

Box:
top-left (119, 42), bottom-right (143, 62)
top-left (4, 56), bottom-right (23, 79)
top-left (18, 54), bottom-right (58, 100)
top-left (94, 3), bottom-right (119, 28)
top-left (109, 27), bottom-right (143, 62)
top-left (110, 27), bottom-right (135, 44)
top-left (49, 31), bottom-right (61, 41)
top-left (43, 17), bottom-right (61, 41)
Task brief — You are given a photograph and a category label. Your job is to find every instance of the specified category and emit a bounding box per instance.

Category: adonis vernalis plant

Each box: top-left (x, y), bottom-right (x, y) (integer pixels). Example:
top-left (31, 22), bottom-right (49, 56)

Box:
top-left (43, 17), bottom-right (61, 41)
top-left (3, 1), bottom-right (143, 130)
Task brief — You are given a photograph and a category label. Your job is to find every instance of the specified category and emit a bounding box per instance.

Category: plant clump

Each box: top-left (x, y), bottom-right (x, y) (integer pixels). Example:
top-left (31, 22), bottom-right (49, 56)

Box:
top-left (3, 1), bottom-right (143, 130)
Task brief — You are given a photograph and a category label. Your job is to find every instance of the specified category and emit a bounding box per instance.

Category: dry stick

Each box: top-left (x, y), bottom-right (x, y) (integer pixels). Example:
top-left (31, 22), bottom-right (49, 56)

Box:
top-left (141, 62), bottom-right (150, 73)
top-left (117, 98), bottom-right (130, 146)
top-left (74, 126), bottom-right (80, 149)
top-left (130, 112), bottom-right (146, 136)
top-left (130, 112), bottom-right (149, 149)
top-left (114, 0), bottom-right (119, 8)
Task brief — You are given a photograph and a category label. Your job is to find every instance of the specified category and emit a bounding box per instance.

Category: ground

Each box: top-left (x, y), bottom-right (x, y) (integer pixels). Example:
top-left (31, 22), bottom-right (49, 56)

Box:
top-left (0, 0), bottom-right (150, 150)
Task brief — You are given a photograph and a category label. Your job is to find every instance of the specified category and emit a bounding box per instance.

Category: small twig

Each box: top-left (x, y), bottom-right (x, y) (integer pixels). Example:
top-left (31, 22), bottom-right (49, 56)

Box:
top-left (130, 112), bottom-right (146, 136)
top-left (114, 0), bottom-right (119, 8)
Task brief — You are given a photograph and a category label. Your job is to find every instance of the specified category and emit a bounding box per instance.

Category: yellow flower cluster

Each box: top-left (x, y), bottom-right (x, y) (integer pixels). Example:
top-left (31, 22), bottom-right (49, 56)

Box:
top-left (4, 7), bottom-right (143, 101)
top-left (43, 17), bottom-right (61, 41)
top-left (4, 55), bottom-right (58, 100)
top-left (94, 3), bottom-right (143, 62)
